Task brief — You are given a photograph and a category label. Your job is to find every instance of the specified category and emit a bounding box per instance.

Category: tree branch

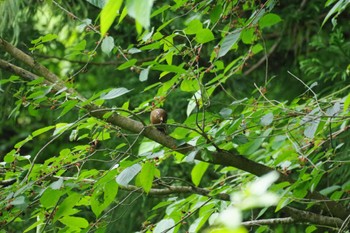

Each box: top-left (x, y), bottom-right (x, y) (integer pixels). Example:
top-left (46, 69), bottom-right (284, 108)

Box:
top-left (242, 217), bottom-right (295, 226)
top-left (284, 206), bottom-right (344, 228)
top-left (120, 184), bottom-right (231, 200)
top-left (0, 178), bottom-right (17, 187)
top-left (0, 37), bottom-right (349, 221)
top-left (35, 53), bottom-right (156, 66)
top-left (50, 175), bottom-right (344, 228)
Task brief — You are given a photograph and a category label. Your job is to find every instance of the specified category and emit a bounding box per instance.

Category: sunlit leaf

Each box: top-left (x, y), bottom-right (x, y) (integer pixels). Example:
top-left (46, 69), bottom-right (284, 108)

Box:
top-left (59, 216), bottom-right (89, 229)
top-left (53, 193), bottom-right (81, 221)
top-left (218, 29), bottom-right (241, 58)
top-left (50, 177), bottom-right (64, 190)
top-left (101, 36), bottom-right (115, 54)
top-left (101, 0), bottom-right (123, 36)
top-left (259, 13), bottom-right (282, 29)
top-left (344, 93), bottom-right (350, 112)
top-left (241, 28), bottom-right (255, 44)
top-left (32, 125), bottom-right (54, 137)
top-left (154, 219), bottom-right (175, 233)
top-left (100, 88), bottom-right (131, 100)
top-left (139, 66), bottom-right (150, 82)
top-left (136, 161), bottom-right (157, 193)
top-left (152, 64), bottom-right (186, 74)
top-left (116, 163), bottom-right (142, 186)
top-left (86, 0), bottom-right (107, 8)
top-left (40, 188), bottom-right (65, 208)
top-left (191, 161), bottom-right (209, 186)
top-left (117, 58), bottom-right (137, 70)
top-left (184, 19), bottom-right (203, 35)
top-left (10, 196), bottom-right (26, 205)
top-left (126, 0), bottom-right (154, 29)
top-left (260, 112), bottom-right (274, 126)
top-left (196, 28), bottom-right (215, 44)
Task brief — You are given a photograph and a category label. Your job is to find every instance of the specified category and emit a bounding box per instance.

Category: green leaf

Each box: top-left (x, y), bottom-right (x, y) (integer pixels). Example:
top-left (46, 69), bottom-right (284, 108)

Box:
top-left (151, 5), bottom-right (170, 18)
top-left (54, 192), bottom-right (81, 221)
top-left (187, 91), bottom-right (201, 116)
top-left (343, 93), bottom-right (350, 112)
top-left (87, 0), bottom-right (106, 8)
top-left (191, 161), bottom-right (209, 186)
top-left (116, 163), bottom-right (142, 186)
top-left (118, 6), bottom-right (128, 24)
top-left (260, 112), bottom-right (274, 126)
top-left (219, 108), bottom-right (232, 118)
top-left (139, 66), bottom-right (150, 82)
top-left (152, 64), bottom-right (186, 74)
top-left (154, 219), bottom-right (175, 233)
top-left (184, 19), bottom-right (203, 35)
top-left (53, 123), bottom-right (73, 136)
top-left (91, 170), bottom-right (119, 217)
top-left (10, 196), bottom-right (26, 205)
top-left (126, 0), bottom-right (154, 29)
top-left (91, 181), bottom-right (118, 217)
top-left (252, 43), bottom-right (263, 54)
top-left (259, 13), bottom-right (282, 29)
top-left (59, 100), bottom-right (79, 118)
top-left (304, 119), bottom-right (320, 139)
top-left (306, 225), bottom-right (317, 233)
top-left (0, 75), bottom-right (20, 85)
top-left (101, 0), bottom-right (123, 36)
top-left (40, 188), bottom-right (65, 208)
top-left (180, 79), bottom-right (200, 92)
top-left (189, 213), bottom-right (212, 233)
top-left (210, 4), bottom-right (222, 24)
top-left (136, 161), bottom-right (157, 193)
top-left (238, 127), bottom-right (273, 155)
top-left (241, 28), bottom-right (255, 44)
top-left (71, 40), bottom-right (86, 51)
top-left (275, 197), bottom-right (292, 212)
top-left (195, 28), bottom-right (215, 44)
top-left (322, 0), bottom-right (349, 27)
top-left (59, 216), bottom-right (89, 229)
top-left (14, 135), bottom-right (33, 149)
top-left (117, 58), bottom-right (137, 70)
top-left (218, 29), bottom-right (241, 58)
top-left (101, 36), bottom-right (115, 54)
top-left (100, 87), bottom-right (131, 100)
top-left (4, 150), bottom-right (16, 163)
top-left (32, 125), bottom-right (55, 137)
top-left (342, 180), bottom-right (350, 191)
top-left (320, 185), bottom-right (341, 195)
top-left (41, 33), bottom-right (58, 42)
top-left (24, 219), bottom-right (45, 233)
top-left (50, 177), bottom-right (64, 190)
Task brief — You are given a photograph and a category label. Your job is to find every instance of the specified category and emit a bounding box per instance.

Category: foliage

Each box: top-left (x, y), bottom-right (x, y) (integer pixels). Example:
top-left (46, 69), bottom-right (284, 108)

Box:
top-left (0, 0), bottom-right (350, 232)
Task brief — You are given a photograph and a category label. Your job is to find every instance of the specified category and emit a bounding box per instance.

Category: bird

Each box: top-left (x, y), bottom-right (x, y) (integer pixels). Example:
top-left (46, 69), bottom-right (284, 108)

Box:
top-left (150, 108), bottom-right (167, 134)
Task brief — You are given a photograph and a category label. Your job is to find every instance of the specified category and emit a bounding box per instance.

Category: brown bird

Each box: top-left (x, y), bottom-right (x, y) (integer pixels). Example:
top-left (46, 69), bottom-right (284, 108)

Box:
top-left (150, 108), bottom-right (167, 133)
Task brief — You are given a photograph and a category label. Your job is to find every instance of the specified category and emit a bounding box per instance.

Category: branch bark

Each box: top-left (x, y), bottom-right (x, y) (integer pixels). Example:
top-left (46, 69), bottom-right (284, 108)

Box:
top-left (0, 37), bottom-right (349, 221)
top-left (50, 175), bottom-right (345, 228)
top-left (242, 217), bottom-right (295, 226)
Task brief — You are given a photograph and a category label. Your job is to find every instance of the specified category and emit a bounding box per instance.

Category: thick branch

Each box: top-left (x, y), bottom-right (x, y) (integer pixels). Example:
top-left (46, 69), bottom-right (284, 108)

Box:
top-left (284, 206), bottom-right (344, 228)
top-left (0, 37), bottom-right (349, 220)
top-left (50, 176), bottom-right (345, 228)
top-left (0, 59), bottom-right (47, 83)
top-left (120, 184), bottom-right (231, 201)
top-left (0, 39), bottom-right (60, 84)
top-left (242, 217), bottom-right (295, 226)
top-left (0, 178), bottom-right (17, 187)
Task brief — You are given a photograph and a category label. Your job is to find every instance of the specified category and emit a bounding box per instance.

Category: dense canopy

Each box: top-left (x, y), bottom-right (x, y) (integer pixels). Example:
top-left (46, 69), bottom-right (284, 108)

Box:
top-left (0, 0), bottom-right (350, 232)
